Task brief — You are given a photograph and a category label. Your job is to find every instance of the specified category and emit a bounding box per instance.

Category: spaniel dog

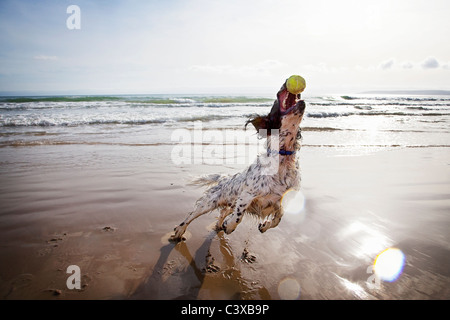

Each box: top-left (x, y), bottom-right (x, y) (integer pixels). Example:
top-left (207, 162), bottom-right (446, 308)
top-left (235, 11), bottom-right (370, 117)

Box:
top-left (170, 79), bottom-right (306, 241)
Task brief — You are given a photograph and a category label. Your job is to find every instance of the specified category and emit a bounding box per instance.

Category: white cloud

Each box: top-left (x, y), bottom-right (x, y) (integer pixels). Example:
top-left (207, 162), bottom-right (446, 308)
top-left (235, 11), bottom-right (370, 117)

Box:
top-left (374, 57), bottom-right (448, 71)
top-left (379, 59), bottom-right (395, 70)
top-left (401, 61), bottom-right (414, 69)
top-left (421, 56), bottom-right (440, 69)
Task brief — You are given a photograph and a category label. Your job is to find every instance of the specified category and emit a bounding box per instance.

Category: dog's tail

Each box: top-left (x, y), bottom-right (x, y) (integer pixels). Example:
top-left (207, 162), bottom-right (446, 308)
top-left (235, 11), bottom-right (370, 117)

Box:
top-left (188, 174), bottom-right (223, 187)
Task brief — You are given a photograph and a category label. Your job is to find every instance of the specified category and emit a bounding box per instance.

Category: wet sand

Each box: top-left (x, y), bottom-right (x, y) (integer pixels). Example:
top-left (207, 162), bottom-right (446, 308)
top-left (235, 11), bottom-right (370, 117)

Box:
top-left (0, 143), bottom-right (449, 299)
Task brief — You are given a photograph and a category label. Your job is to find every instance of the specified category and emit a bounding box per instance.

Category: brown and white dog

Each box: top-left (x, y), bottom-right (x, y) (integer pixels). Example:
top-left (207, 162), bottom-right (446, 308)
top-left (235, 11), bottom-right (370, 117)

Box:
top-left (170, 80), bottom-right (306, 241)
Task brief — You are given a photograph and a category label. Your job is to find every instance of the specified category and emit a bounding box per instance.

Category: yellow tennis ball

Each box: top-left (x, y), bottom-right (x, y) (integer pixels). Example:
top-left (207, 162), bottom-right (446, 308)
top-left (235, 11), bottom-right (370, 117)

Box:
top-left (286, 75), bottom-right (306, 94)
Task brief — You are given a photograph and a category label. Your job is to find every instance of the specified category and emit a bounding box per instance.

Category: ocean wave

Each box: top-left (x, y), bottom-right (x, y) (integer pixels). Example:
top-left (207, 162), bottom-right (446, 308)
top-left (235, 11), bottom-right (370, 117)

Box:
top-left (0, 119), bottom-right (166, 127)
top-left (198, 97), bottom-right (273, 103)
top-left (0, 140), bottom-right (172, 148)
top-left (0, 95), bottom-right (273, 104)
top-left (301, 144), bottom-right (450, 148)
top-left (306, 111), bottom-right (450, 118)
top-left (0, 114), bottom-right (237, 127)
top-left (340, 96), bottom-right (358, 100)
top-left (309, 101), bottom-right (450, 108)
top-left (302, 127), bottom-right (348, 132)
top-left (2, 94), bottom-right (449, 106)
top-left (0, 101), bottom-right (273, 111)
top-left (126, 96), bottom-right (273, 104)
top-left (339, 95), bottom-right (450, 102)
top-left (306, 112), bottom-right (353, 118)
top-left (406, 106), bottom-right (432, 110)
top-left (0, 104), bottom-right (70, 111)
top-left (353, 106), bottom-right (373, 110)
top-left (0, 96), bottom-right (123, 103)
top-left (2, 110), bottom-right (448, 126)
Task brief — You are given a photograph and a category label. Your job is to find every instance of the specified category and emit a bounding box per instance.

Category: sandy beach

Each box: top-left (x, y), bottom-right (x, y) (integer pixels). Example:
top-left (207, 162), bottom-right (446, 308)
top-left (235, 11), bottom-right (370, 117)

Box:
top-left (0, 141), bottom-right (449, 300)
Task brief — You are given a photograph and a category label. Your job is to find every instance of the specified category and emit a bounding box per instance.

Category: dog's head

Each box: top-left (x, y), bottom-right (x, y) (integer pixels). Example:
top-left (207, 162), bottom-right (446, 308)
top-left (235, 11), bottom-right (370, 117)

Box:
top-left (246, 80), bottom-right (306, 137)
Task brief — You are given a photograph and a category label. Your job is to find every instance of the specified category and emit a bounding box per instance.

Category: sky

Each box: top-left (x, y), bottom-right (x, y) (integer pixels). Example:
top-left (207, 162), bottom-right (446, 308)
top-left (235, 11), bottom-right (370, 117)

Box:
top-left (0, 0), bottom-right (449, 95)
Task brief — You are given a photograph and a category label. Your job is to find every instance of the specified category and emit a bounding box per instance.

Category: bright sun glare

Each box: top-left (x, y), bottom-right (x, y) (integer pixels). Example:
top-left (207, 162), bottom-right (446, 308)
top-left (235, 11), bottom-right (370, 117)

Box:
top-left (281, 189), bottom-right (306, 215)
top-left (373, 248), bottom-right (405, 282)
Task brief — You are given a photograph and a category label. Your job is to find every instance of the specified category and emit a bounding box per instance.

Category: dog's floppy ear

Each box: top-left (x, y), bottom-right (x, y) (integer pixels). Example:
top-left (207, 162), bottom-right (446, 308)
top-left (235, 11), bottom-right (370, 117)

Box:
top-left (245, 98), bottom-right (281, 136)
top-left (245, 115), bottom-right (269, 132)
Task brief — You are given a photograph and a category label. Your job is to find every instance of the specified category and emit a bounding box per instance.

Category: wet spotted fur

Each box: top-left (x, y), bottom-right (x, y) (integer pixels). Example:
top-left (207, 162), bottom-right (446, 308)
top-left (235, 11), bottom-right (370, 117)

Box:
top-left (170, 92), bottom-right (306, 241)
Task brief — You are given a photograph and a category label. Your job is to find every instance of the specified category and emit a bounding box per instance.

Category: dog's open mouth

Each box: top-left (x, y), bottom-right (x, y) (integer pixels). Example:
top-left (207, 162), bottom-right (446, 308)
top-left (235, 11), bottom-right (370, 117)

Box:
top-left (277, 86), bottom-right (303, 115)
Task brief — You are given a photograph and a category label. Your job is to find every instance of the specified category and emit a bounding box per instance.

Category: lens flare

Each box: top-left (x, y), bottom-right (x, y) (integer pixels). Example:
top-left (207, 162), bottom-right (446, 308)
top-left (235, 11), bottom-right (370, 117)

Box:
top-left (277, 277), bottom-right (301, 300)
top-left (281, 189), bottom-right (305, 215)
top-left (373, 248), bottom-right (405, 282)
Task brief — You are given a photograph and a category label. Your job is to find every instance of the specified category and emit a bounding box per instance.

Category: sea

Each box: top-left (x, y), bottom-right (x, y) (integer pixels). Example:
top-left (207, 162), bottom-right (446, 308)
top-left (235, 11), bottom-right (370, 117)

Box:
top-left (0, 94), bottom-right (449, 156)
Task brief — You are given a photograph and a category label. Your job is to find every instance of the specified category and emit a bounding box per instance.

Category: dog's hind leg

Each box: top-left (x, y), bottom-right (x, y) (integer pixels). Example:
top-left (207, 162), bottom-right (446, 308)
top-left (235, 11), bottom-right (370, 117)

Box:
top-left (170, 193), bottom-right (219, 242)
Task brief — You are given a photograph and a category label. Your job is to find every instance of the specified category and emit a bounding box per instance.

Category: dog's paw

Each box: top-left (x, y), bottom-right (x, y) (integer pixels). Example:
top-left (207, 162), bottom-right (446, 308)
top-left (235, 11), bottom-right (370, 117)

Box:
top-left (220, 220), bottom-right (228, 232)
top-left (221, 220), bottom-right (233, 234)
top-left (222, 220), bottom-right (237, 235)
top-left (169, 235), bottom-right (185, 242)
top-left (169, 225), bottom-right (187, 242)
top-left (215, 221), bottom-right (225, 232)
top-left (258, 221), bottom-right (270, 233)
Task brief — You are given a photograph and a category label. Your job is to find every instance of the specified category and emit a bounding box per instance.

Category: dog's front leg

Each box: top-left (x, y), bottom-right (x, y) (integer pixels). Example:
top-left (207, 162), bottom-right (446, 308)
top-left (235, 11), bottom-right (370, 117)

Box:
top-left (221, 191), bottom-right (255, 235)
top-left (259, 205), bottom-right (283, 233)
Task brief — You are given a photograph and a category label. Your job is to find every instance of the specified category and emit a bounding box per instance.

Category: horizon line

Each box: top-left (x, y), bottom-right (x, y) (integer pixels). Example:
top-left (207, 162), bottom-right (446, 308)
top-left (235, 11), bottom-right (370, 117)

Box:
top-left (1, 89), bottom-right (450, 97)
